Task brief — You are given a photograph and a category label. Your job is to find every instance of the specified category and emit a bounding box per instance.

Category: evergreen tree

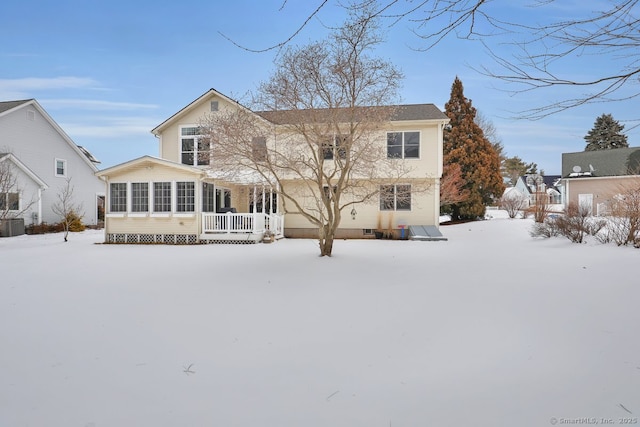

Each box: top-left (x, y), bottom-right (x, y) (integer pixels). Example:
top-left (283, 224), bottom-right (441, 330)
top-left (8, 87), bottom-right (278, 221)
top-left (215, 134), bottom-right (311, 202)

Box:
top-left (502, 156), bottom-right (538, 186)
top-left (584, 113), bottom-right (628, 151)
top-left (443, 77), bottom-right (505, 220)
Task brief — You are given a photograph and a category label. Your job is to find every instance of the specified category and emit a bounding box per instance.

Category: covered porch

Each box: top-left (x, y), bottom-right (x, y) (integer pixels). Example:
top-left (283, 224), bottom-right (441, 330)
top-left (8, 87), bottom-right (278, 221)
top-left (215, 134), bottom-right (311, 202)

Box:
top-left (200, 212), bottom-right (283, 243)
top-left (200, 183), bottom-right (284, 243)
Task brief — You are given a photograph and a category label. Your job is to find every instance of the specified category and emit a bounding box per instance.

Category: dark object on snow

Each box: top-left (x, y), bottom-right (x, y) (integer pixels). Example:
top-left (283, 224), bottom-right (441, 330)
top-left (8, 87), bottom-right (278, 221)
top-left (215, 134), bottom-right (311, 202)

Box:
top-left (0, 218), bottom-right (25, 237)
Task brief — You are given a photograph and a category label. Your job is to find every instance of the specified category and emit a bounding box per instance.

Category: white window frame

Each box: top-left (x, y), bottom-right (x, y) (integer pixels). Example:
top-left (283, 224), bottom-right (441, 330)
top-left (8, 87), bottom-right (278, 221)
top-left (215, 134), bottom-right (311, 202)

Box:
top-left (175, 181), bottom-right (196, 216)
top-left (55, 158), bottom-right (67, 177)
top-left (152, 181), bottom-right (172, 216)
top-left (108, 182), bottom-right (127, 214)
top-left (380, 184), bottom-right (412, 211)
top-left (386, 131), bottom-right (420, 159)
top-left (130, 182), bottom-right (149, 216)
top-left (179, 126), bottom-right (210, 166)
top-left (0, 191), bottom-right (20, 212)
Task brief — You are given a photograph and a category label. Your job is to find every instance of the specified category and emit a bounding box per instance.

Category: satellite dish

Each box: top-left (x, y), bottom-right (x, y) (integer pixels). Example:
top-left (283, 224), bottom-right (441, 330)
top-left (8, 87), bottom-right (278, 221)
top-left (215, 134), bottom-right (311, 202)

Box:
top-left (572, 165), bottom-right (582, 173)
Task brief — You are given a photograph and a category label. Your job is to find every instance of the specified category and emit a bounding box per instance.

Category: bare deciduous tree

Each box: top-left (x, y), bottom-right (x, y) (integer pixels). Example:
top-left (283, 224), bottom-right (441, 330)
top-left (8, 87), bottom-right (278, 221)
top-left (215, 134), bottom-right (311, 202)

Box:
top-left (203, 9), bottom-right (430, 256)
top-left (607, 184), bottom-right (640, 247)
top-left (0, 154), bottom-right (36, 222)
top-left (233, 1), bottom-right (640, 120)
top-left (51, 177), bottom-right (84, 242)
top-left (500, 190), bottom-right (527, 219)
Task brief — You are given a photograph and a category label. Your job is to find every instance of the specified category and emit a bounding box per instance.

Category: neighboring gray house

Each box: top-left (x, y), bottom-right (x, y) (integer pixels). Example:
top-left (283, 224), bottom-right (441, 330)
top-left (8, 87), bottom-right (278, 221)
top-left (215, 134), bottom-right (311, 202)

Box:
top-left (0, 99), bottom-right (104, 226)
top-left (561, 147), bottom-right (640, 215)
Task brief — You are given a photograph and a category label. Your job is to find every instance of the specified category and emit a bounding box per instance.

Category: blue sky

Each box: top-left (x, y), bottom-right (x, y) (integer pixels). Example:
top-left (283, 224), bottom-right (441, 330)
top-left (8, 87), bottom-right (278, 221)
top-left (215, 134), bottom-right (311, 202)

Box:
top-left (1, 0), bottom-right (638, 175)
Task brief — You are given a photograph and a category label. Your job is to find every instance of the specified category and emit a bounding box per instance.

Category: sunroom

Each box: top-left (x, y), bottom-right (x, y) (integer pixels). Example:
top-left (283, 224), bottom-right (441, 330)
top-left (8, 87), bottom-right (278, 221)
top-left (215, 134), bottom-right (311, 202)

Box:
top-left (95, 156), bottom-right (283, 244)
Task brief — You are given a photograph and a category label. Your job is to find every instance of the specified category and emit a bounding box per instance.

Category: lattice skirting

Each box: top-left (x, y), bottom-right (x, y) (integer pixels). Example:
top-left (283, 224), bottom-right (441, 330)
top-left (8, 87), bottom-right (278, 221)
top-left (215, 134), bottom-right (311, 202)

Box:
top-left (201, 239), bottom-right (257, 245)
top-left (106, 233), bottom-right (198, 245)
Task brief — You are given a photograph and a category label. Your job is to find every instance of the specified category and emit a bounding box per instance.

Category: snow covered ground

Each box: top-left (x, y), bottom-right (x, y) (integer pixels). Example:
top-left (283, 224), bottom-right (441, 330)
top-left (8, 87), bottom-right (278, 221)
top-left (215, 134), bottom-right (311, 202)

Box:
top-left (1, 213), bottom-right (638, 427)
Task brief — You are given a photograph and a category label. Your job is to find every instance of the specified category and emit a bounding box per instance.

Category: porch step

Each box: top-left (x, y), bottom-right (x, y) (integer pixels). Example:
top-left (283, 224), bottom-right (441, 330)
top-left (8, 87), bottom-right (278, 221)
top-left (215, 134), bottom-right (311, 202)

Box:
top-left (408, 225), bottom-right (447, 241)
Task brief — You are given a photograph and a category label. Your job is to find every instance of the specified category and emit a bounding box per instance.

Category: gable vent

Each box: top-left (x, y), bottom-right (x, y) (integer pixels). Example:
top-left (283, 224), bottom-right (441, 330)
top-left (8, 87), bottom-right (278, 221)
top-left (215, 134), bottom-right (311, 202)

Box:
top-left (210, 101), bottom-right (219, 112)
top-left (26, 110), bottom-right (36, 121)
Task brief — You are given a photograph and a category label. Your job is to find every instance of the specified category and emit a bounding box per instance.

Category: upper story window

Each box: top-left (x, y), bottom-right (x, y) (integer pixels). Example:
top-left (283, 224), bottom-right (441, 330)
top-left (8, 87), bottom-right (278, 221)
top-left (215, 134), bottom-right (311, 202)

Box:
top-left (252, 137), bottom-right (267, 162)
top-left (180, 127), bottom-right (210, 166)
top-left (387, 131), bottom-right (420, 159)
top-left (55, 159), bottom-right (67, 177)
top-left (322, 135), bottom-right (347, 160)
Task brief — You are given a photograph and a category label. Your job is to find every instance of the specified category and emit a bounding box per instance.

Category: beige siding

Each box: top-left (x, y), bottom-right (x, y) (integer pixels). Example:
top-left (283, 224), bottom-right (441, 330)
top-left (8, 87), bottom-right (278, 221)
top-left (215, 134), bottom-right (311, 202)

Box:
top-left (101, 160), bottom-right (205, 237)
top-left (105, 215), bottom-right (199, 235)
top-left (565, 176), bottom-right (640, 212)
top-left (152, 92), bottom-right (445, 238)
top-left (280, 178), bottom-right (439, 232)
top-left (158, 94), bottom-right (244, 164)
top-left (385, 120), bottom-right (442, 178)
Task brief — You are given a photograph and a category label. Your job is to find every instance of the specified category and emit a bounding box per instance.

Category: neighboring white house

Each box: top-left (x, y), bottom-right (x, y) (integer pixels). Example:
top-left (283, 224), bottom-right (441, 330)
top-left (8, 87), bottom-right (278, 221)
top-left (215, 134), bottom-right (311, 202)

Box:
top-left (97, 88), bottom-right (449, 244)
top-left (510, 174), bottom-right (563, 208)
top-left (0, 99), bottom-right (104, 227)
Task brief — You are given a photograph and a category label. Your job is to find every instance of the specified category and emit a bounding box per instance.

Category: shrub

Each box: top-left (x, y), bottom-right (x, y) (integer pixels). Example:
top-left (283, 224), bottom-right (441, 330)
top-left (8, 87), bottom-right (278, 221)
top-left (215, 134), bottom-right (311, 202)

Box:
top-left (554, 202), bottom-right (592, 243)
top-left (606, 184), bottom-right (640, 247)
top-left (500, 192), bottom-right (528, 219)
top-left (66, 210), bottom-right (85, 232)
top-left (530, 217), bottom-right (560, 238)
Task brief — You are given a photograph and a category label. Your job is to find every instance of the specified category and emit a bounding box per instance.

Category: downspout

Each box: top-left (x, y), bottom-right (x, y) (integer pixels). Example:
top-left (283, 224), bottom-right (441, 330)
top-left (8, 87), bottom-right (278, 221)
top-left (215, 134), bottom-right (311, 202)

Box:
top-left (37, 187), bottom-right (43, 225)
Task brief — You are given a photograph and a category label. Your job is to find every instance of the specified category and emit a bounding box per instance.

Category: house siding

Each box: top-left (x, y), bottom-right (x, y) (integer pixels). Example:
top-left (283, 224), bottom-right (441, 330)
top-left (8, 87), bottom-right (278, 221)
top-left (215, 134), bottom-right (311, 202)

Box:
top-left (143, 89), bottom-right (448, 240)
top-left (158, 94), bottom-right (242, 164)
top-left (0, 102), bottom-right (104, 226)
top-left (100, 161), bottom-right (204, 238)
top-left (280, 178), bottom-right (439, 236)
top-left (565, 175), bottom-right (640, 214)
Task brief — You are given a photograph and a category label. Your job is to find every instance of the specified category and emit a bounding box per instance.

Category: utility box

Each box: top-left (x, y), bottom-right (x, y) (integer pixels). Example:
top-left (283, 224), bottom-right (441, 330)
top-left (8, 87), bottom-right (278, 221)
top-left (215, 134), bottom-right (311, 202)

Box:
top-left (0, 218), bottom-right (25, 237)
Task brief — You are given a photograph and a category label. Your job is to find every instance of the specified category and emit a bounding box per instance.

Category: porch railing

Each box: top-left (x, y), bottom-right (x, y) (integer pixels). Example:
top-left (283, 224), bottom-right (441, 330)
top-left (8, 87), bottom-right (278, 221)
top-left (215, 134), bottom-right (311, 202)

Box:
top-left (202, 212), bottom-right (283, 235)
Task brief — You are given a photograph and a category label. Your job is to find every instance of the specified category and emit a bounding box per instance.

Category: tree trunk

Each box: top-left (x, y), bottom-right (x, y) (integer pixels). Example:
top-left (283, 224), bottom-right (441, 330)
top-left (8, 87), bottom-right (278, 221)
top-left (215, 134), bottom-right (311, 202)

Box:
top-left (318, 224), bottom-right (335, 256)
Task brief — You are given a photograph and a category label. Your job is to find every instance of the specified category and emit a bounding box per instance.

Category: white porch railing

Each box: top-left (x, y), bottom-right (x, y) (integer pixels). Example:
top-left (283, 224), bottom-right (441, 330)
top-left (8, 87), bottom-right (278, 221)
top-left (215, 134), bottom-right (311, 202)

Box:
top-left (202, 212), bottom-right (283, 235)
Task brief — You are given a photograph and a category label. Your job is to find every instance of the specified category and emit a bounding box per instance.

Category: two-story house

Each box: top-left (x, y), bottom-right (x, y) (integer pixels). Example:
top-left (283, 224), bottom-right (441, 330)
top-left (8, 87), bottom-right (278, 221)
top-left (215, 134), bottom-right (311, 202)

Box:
top-left (96, 89), bottom-right (449, 244)
top-left (0, 99), bottom-right (104, 229)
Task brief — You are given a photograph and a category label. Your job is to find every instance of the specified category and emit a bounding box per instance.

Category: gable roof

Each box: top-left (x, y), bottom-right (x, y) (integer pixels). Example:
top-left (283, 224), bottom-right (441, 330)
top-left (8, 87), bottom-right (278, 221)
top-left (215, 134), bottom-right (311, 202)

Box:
top-left (0, 99), bottom-right (100, 172)
top-left (0, 99), bottom-right (32, 115)
top-left (151, 88), bottom-right (261, 135)
top-left (562, 147), bottom-right (640, 178)
top-left (0, 153), bottom-right (48, 189)
top-left (95, 155), bottom-right (207, 178)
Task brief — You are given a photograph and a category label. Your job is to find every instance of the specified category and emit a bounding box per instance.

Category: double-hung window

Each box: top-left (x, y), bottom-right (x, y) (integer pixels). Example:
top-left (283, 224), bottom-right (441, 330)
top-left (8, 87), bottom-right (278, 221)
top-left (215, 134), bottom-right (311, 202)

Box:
top-left (380, 184), bottom-right (411, 211)
top-left (110, 183), bottom-right (127, 212)
top-left (131, 183), bottom-right (149, 212)
top-left (153, 182), bottom-right (172, 212)
top-left (387, 132), bottom-right (420, 159)
top-left (55, 159), bottom-right (67, 177)
top-left (176, 182), bottom-right (195, 212)
top-left (181, 127), bottom-right (210, 166)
